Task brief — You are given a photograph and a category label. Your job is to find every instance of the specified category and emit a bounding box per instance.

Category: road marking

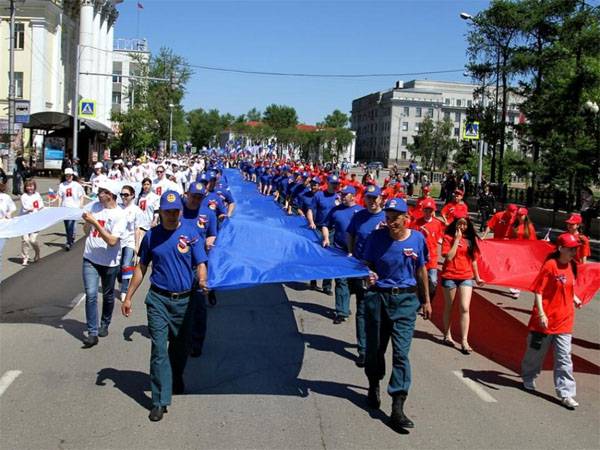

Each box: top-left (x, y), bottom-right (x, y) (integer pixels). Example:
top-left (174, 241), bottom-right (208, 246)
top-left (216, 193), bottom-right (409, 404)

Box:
top-left (69, 293), bottom-right (85, 309)
top-left (0, 370), bottom-right (22, 397)
top-left (452, 370), bottom-right (498, 403)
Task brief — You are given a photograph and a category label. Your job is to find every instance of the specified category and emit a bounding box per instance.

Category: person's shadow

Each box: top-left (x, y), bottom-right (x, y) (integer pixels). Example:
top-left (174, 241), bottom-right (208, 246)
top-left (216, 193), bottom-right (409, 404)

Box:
top-left (96, 368), bottom-right (152, 409)
top-left (123, 325), bottom-right (150, 342)
top-left (289, 300), bottom-right (335, 320)
top-left (302, 333), bottom-right (357, 362)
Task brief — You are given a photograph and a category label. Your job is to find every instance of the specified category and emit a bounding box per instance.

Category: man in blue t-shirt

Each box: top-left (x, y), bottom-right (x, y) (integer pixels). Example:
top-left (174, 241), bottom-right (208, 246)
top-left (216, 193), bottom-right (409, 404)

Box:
top-left (298, 177), bottom-right (320, 224)
top-left (322, 185), bottom-right (364, 322)
top-left (122, 191), bottom-right (208, 422)
top-left (362, 198), bottom-right (431, 431)
top-left (346, 184), bottom-right (386, 367)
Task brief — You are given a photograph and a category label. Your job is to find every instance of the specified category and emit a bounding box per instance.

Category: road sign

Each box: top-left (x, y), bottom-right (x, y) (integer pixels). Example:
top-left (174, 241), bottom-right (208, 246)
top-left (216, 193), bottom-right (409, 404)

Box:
top-left (79, 99), bottom-right (96, 118)
top-left (463, 121), bottom-right (480, 140)
top-left (15, 100), bottom-right (30, 124)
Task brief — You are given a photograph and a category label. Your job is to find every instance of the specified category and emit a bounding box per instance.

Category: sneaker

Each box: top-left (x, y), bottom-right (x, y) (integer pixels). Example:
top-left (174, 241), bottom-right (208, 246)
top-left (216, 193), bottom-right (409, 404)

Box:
top-left (561, 397), bottom-right (579, 409)
top-left (509, 288), bottom-right (520, 299)
top-left (98, 326), bottom-right (109, 338)
top-left (523, 380), bottom-right (536, 391)
top-left (355, 353), bottom-right (366, 368)
top-left (65, 244), bottom-right (71, 252)
top-left (82, 334), bottom-right (98, 348)
top-left (332, 315), bottom-right (346, 324)
top-left (21, 259), bottom-right (29, 266)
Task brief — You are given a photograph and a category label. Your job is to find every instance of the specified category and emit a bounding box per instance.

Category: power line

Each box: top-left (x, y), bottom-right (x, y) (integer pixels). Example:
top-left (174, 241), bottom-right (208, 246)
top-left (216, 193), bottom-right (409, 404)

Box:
top-left (187, 64), bottom-right (465, 78)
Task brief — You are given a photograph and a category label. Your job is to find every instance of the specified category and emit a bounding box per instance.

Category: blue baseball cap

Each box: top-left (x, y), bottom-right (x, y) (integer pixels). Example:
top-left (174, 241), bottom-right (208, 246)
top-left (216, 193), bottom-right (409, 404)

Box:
top-left (187, 182), bottom-right (207, 196)
top-left (208, 170), bottom-right (218, 180)
top-left (302, 171), bottom-right (310, 179)
top-left (341, 186), bottom-right (356, 196)
top-left (383, 198), bottom-right (408, 213)
top-left (311, 176), bottom-right (322, 184)
top-left (327, 174), bottom-right (341, 184)
top-left (364, 184), bottom-right (382, 197)
top-left (160, 191), bottom-right (183, 210)
top-left (197, 173), bottom-right (209, 183)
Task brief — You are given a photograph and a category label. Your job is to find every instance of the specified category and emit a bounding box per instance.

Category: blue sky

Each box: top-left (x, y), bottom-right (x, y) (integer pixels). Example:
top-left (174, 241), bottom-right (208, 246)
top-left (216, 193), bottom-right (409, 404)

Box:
top-left (115, 0), bottom-right (490, 124)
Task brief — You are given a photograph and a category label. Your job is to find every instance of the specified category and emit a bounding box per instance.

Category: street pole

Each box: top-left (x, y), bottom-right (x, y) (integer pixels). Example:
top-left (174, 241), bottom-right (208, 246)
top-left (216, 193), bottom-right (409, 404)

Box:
top-left (168, 103), bottom-right (174, 155)
top-left (7, 0), bottom-right (16, 173)
top-left (477, 75), bottom-right (487, 189)
top-left (72, 44), bottom-right (81, 161)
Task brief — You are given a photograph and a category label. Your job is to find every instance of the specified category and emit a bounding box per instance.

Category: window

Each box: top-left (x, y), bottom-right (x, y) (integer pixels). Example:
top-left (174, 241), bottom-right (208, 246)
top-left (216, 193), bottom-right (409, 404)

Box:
top-left (112, 62), bottom-right (122, 83)
top-left (401, 136), bottom-right (408, 146)
top-left (454, 127), bottom-right (460, 137)
top-left (403, 106), bottom-right (410, 116)
top-left (401, 151), bottom-right (407, 160)
top-left (112, 91), bottom-right (122, 105)
top-left (444, 111), bottom-right (450, 120)
top-left (428, 107), bottom-right (434, 117)
top-left (416, 107), bottom-right (422, 118)
top-left (415, 123), bottom-right (420, 132)
top-left (444, 98), bottom-right (450, 105)
top-left (14, 23), bottom-right (25, 50)
top-left (401, 122), bottom-right (408, 131)
top-left (455, 112), bottom-right (461, 122)
top-left (456, 99), bottom-right (462, 107)
top-left (467, 100), bottom-right (472, 107)
top-left (10, 72), bottom-right (24, 98)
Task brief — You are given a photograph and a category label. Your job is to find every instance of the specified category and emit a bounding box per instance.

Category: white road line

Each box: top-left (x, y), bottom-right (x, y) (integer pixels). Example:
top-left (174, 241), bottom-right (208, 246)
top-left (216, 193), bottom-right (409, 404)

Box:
top-left (69, 293), bottom-right (85, 309)
top-left (452, 370), bottom-right (498, 403)
top-left (0, 370), bottom-right (22, 397)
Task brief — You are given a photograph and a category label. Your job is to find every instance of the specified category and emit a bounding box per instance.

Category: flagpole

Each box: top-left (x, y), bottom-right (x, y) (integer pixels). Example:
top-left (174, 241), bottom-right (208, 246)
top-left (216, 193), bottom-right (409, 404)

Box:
top-left (136, 6), bottom-right (140, 39)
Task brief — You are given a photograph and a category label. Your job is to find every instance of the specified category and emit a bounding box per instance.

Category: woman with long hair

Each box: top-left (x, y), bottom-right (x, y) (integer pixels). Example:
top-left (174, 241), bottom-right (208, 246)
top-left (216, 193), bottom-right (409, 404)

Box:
top-left (507, 208), bottom-right (536, 299)
top-left (136, 177), bottom-right (160, 232)
top-left (20, 179), bottom-right (44, 265)
top-left (564, 213), bottom-right (591, 264)
top-left (521, 233), bottom-right (582, 409)
top-left (118, 185), bottom-right (144, 303)
top-left (440, 211), bottom-right (484, 354)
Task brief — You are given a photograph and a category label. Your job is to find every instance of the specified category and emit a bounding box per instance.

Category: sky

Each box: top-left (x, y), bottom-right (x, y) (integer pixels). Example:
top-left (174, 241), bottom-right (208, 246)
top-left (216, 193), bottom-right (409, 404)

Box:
top-left (114, 0), bottom-right (491, 125)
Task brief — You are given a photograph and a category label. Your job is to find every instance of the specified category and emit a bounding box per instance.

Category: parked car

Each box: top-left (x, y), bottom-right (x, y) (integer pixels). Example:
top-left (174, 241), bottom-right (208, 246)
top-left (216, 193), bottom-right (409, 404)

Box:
top-left (367, 161), bottom-right (384, 170)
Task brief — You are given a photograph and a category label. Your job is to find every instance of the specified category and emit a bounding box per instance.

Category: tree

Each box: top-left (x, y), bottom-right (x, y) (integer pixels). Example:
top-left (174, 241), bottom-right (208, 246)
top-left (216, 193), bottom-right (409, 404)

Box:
top-left (246, 108), bottom-right (262, 122)
top-left (408, 117), bottom-right (458, 176)
top-left (263, 104), bottom-right (298, 130)
top-left (320, 109), bottom-right (349, 129)
top-left (111, 107), bottom-right (158, 154)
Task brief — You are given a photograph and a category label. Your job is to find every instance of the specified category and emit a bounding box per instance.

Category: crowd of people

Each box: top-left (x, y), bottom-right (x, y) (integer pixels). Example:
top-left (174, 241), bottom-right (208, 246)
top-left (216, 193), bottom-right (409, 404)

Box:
top-left (0, 150), bottom-right (594, 427)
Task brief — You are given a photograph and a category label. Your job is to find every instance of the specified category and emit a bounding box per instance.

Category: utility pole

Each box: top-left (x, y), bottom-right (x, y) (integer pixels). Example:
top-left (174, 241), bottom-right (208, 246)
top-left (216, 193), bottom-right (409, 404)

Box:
top-left (7, 0), bottom-right (16, 173)
top-left (72, 45), bottom-right (81, 161)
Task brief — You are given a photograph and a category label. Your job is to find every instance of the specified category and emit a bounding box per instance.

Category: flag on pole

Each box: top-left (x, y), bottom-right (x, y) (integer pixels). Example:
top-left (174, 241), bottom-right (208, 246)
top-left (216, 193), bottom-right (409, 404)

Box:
top-left (137, 2), bottom-right (144, 9)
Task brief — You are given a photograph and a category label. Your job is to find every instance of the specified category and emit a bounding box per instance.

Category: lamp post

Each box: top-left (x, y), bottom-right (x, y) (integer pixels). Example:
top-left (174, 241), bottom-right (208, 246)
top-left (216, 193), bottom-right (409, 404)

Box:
top-left (168, 103), bottom-right (174, 155)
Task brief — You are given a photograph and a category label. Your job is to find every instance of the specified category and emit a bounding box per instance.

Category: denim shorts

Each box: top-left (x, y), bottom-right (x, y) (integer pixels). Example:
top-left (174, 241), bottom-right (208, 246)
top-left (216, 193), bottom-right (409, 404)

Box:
top-left (441, 278), bottom-right (474, 289)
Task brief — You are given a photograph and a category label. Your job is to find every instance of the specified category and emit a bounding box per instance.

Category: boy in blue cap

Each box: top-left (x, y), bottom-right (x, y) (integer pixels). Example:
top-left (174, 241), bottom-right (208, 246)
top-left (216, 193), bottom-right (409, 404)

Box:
top-left (122, 191), bottom-right (208, 422)
top-left (346, 184), bottom-right (385, 367)
top-left (362, 198), bottom-right (431, 430)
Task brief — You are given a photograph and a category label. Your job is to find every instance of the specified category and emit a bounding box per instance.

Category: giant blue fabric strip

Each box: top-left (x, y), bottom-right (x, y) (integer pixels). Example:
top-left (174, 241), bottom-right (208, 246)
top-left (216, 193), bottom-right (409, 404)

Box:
top-left (207, 169), bottom-right (369, 290)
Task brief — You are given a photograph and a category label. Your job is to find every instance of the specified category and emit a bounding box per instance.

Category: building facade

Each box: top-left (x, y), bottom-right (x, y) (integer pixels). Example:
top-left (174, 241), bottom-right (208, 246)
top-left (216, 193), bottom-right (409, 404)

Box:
top-left (351, 79), bottom-right (523, 167)
top-left (111, 37), bottom-right (150, 116)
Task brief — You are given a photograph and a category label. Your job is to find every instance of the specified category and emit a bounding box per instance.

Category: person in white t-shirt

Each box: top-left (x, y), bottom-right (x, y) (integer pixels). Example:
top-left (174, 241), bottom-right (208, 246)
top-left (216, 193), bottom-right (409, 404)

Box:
top-left (108, 160), bottom-right (124, 181)
top-left (118, 184), bottom-right (144, 302)
top-left (0, 175), bottom-right (16, 279)
top-left (57, 168), bottom-right (85, 250)
top-left (88, 162), bottom-right (108, 196)
top-left (152, 165), bottom-right (180, 196)
top-left (81, 180), bottom-right (127, 348)
top-left (20, 179), bottom-right (45, 265)
top-left (131, 159), bottom-right (146, 182)
top-left (136, 177), bottom-right (160, 231)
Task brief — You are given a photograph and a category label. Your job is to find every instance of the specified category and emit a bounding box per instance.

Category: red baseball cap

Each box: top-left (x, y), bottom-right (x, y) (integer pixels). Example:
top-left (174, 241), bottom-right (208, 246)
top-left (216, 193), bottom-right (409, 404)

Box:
top-left (422, 199), bottom-right (436, 211)
top-left (565, 213), bottom-right (582, 225)
top-left (507, 204), bottom-right (518, 213)
top-left (556, 233), bottom-right (581, 248)
top-left (517, 207), bottom-right (528, 216)
top-left (423, 185), bottom-right (431, 192)
top-left (454, 189), bottom-right (464, 196)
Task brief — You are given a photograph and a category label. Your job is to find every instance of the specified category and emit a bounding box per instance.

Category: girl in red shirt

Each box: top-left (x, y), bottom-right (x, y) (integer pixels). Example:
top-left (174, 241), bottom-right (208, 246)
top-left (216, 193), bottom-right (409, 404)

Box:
top-left (507, 208), bottom-right (537, 299)
top-left (521, 233), bottom-right (583, 409)
top-left (565, 213), bottom-right (591, 264)
top-left (440, 211), bottom-right (484, 354)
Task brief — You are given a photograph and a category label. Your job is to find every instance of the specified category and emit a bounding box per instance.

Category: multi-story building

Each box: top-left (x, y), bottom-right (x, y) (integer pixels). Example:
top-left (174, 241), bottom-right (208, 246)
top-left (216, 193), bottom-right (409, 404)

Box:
top-left (112, 37), bottom-right (150, 116)
top-left (0, 0), bottom-right (121, 170)
top-left (351, 79), bottom-right (523, 167)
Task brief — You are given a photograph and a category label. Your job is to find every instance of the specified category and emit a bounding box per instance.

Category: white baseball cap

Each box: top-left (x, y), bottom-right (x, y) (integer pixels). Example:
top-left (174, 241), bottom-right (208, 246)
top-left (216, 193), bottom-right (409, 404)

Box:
top-left (94, 162), bottom-right (103, 169)
top-left (64, 168), bottom-right (74, 175)
top-left (97, 181), bottom-right (120, 196)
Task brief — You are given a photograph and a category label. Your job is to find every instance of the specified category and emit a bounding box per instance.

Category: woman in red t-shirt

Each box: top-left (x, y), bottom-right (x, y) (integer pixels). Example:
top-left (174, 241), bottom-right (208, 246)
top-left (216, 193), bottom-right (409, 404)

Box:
top-left (440, 212), bottom-right (484, 355)
top-left (565, 213), bottom-right (591, 264)
top-left (521, 233), bottom-right (583, 409)
top-left (507, 208), bottom-right (537, 299)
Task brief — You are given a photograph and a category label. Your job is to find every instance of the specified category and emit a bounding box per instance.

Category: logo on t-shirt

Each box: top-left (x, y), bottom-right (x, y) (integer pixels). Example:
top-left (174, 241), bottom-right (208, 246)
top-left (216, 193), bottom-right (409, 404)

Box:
top-left (66, 188), bottom-right (72, 197)
top-left (156, 187), bottom-right (162, 196)
top-left (91, 220), bottom-right (106, 238)
top-left (208, 200), bottom-right (217, 210)
top-left (177, 235), bottom-right (190, 253)
top-left (403, 248), bottom-right (418, 259)
top-left (555, 274), bottom-right (567, 285)
top-left (197, 215), bottom-right (207, 229)
top-left (33, 200), bottom-right (39, 209)
top-left (139, 199), bottom-right (147, 211)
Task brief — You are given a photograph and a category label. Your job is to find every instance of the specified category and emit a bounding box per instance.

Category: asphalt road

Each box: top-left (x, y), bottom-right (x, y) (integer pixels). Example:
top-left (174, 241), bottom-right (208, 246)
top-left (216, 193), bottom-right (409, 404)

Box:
top-left (0, 252), bottom-right (599, 449)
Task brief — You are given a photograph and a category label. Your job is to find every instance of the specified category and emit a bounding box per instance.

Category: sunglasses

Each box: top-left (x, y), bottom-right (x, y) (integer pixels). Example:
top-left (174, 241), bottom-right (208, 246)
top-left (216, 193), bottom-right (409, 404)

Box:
top-left (156, 170), bottom-right (164, 173)
top-left (120, 193), bottom-right (131, 197)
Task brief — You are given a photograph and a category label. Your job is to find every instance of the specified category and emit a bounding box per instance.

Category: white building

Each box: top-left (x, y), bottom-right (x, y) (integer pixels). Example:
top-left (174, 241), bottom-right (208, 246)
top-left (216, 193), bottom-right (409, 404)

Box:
top-left (0, 0), bottom-right (121, 170)
top-left (351, 79), bottom-right (523, 167)
top-left (112, 37), bottom-right (150, 115)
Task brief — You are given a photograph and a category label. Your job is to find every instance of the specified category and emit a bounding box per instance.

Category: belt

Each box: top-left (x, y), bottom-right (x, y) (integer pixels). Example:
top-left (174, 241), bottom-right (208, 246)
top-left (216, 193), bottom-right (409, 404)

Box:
top-left (370, 286), bottom-right (417, 295)
top-left (150, 285), bottom-right (192, 300)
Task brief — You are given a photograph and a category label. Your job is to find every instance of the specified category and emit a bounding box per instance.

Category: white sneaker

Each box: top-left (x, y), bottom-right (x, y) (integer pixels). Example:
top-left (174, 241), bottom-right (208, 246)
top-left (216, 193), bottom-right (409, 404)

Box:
top-left (523, 380), bottom-right (536, 391)
top-left (120, 293), bottom-right (126, 303)
top-left (510, 288), bottom-right (520, 299)
top-left (561, 397), bottom-right (579, 409)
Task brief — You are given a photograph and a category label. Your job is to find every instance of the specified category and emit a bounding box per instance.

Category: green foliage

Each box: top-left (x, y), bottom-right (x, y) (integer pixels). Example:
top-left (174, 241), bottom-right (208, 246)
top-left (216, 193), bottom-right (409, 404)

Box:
top-left (263, 104), bottom-right (298, 130)
top-left (408, 117), bottom-right (458, 172)
top-left (319, 109), bottom-right (349, 129)
top-left (246, 108), bottom-right (262, 122)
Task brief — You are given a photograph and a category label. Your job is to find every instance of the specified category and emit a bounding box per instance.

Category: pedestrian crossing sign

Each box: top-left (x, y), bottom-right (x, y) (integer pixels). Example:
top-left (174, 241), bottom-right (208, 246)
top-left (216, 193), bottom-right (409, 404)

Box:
top-left (463, 121), bottom-right (480, 140)
top-left (79, 99), bottom-right (96, 118)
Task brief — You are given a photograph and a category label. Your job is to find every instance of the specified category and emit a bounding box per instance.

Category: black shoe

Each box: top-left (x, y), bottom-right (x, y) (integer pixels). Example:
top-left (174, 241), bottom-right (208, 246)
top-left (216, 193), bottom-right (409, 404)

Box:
top-left (82, 335), bottom-right (98, 348)
top-left (65, 244), bottom-right (71, 251)
top-left (172, 377), bottom-right (185, 395)
top-left (323, 289), bottom-right (333, 296)
top-left (98, 326), bottom-right (109, 338)
top-left (148, 406), bottom-right (167, 422)
top-left (355, 353), bottom-right (366, 368)
top-left (367, 382), bottom-right (381, 409)
top-left (190, 348), bottom-right (202, 358)
top-left (390, 394), bottom-right (414, 429)
top-left (332, 315), bottom-right (346, 324)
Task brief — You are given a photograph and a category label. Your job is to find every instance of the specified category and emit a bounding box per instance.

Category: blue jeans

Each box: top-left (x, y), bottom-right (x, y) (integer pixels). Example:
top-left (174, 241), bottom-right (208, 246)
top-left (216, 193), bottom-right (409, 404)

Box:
top-left (334, 278), bottom-right (351, 317)
top-left (145, 289), bottom-right (193, 407)
top-left (82, 258), bottom-right (119, 336)
top-left (419, 268), bottom-right (438, 304)
top-left (119, 247), bottom-right (136, 296)
top-left (364, 291), bottom-right (420, 396)
top-left (349, 278), bottom-right (367, 356)
top-left (64, 220), bottom-right (76, 246)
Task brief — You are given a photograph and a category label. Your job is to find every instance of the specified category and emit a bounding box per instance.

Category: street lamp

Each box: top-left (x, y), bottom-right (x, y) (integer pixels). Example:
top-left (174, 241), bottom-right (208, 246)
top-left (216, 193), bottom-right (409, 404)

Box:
top-left (460, 12), bottom-right (473, 20)
top-left (168, 103), bottom-right (174, 155)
